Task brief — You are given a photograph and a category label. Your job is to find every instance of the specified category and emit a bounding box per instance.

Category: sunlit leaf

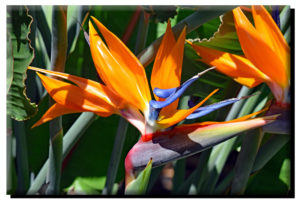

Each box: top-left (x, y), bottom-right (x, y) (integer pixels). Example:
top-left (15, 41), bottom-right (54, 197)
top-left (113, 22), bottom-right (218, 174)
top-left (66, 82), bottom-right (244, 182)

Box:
top-left (64, 176), bottom-right (111, 195)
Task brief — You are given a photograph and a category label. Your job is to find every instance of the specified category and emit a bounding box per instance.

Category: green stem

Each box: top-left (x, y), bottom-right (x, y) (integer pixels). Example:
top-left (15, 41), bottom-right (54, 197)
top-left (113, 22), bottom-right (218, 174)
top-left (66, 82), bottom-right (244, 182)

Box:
top-left (137, 6), bottom-right (235, 66)
top-left (14, 120), bottom-right (30, 194)
top-left (27, 112), bottom-right (97, 195)
top-left (102, 118), bottom-right (128, 195)
top-left (46, 6), bottom-right (68, 195)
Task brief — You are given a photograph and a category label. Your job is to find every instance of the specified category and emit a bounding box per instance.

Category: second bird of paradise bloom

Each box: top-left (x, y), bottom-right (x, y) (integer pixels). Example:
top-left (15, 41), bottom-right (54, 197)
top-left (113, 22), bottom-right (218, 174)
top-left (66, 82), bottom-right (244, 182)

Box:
top-left (188, 6), bottom-right (290, 106)
top-left (28, 16), bottom-right (277, 184)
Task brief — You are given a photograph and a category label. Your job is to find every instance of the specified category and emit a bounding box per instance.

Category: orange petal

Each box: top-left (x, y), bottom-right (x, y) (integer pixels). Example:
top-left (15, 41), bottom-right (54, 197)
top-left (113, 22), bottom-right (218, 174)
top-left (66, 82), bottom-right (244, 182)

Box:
top-left (28, 66), bottom-right (124, 109)
top-left (32, 103), bottom-right (81, 128)
top-left (233, 77), bottom-right (263, 88)
top-left (157, 89), bottom-right (219, 128)
top-left (37, 72), bottom-right (116, 114)
top-left (233, 7), bottom-right (289, 88)
top-left (151, 23), bottom-right (186, 117)
top-left (89, 18), bottom-right (150, 113)
top-left (151, 20), bottom-right (176, 97)
top-left (251, 5), bottom-right (290, 81)
top-left (189, 43), bottom-right (268, 88)
top-left (90, 16), bottom-right (151, 106)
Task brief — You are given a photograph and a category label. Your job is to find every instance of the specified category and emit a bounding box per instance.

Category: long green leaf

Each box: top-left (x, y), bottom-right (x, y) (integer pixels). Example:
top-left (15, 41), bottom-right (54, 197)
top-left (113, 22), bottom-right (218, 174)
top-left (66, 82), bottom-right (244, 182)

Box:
top-left (230, 129), bottom-right (263, 195)
top-left (252, 134), bottom-right (290, 172)
top-left (7, 6), bottom-right (37, 121)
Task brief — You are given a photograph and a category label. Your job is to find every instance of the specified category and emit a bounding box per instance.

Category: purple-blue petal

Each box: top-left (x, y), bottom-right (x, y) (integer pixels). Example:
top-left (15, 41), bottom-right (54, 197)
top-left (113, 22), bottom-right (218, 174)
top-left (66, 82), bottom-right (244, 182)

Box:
top-left (153, 87), bottom-right (177, 98)
top-left (186, 98), bottom-right (241, 120)
top-left (150, 74), bottom-right (201, 109)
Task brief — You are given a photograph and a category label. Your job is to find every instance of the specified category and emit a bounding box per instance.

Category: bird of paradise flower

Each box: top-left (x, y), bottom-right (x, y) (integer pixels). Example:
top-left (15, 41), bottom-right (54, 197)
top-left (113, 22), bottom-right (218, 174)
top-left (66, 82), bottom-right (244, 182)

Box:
top-left (28, 15), bottom-right (277, 185)
top-left (188, 6), bottom-right (290, 106)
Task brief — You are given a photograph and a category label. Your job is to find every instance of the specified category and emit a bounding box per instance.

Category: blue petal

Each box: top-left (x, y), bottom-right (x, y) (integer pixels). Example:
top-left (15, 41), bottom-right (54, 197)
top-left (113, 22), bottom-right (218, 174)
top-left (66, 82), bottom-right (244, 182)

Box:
top-left (150, 67), bottom-right (216, 109)
top-left (186, 98), bottom-right (241, 120)
top-left (153, 87), bottom-right (177, 98)
top-left (150, 75), bottom-right (200, 109)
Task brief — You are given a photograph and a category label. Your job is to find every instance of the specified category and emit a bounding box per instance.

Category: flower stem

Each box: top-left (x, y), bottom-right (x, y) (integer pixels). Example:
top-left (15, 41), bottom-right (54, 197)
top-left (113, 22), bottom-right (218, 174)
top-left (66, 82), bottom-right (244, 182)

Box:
top-left (46, 6), bottom-right (67, 195)
top-left (102, 118), bottom-right (129, 195)
top-left (14, 120), bottom-right (30, 194)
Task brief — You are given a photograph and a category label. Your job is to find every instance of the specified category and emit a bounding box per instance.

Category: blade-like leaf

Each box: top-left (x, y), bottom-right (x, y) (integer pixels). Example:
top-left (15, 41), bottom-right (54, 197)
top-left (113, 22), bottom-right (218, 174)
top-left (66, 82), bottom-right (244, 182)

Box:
top-left (230, 129), bottom-right (263, 195)
top-left (125, 159), bottom-right (152, 195)
top-left (7, 6), bottom-right (37, 121)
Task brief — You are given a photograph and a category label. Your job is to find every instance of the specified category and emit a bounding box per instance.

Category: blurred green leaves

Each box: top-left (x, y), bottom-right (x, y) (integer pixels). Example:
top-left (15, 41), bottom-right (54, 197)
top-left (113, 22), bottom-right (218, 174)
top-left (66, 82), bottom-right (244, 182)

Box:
top-left (7, 6), bottom-right (37, 121)
top-left (64, 176), bottom-right (118, 195)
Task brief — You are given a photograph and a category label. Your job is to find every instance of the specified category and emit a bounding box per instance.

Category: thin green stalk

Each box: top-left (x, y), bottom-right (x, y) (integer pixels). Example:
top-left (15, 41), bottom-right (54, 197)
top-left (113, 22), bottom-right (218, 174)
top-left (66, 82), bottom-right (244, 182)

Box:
top-left (46, 6), bottom-right (68, 195)
top-left (14, 121), bottom-right (30, 194)
top-left (102, 118), bottom-right (128, 195)
top-left (230, 129), bottom-right (263, 195)
top-left (199, 86), bottom-right (251, 194)
top-left (27, 112), bottom-right (97, 195)
top-left (138, 6), bottom-right (235, 66)
top-left (102, 9), bottom-right (150, 195)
